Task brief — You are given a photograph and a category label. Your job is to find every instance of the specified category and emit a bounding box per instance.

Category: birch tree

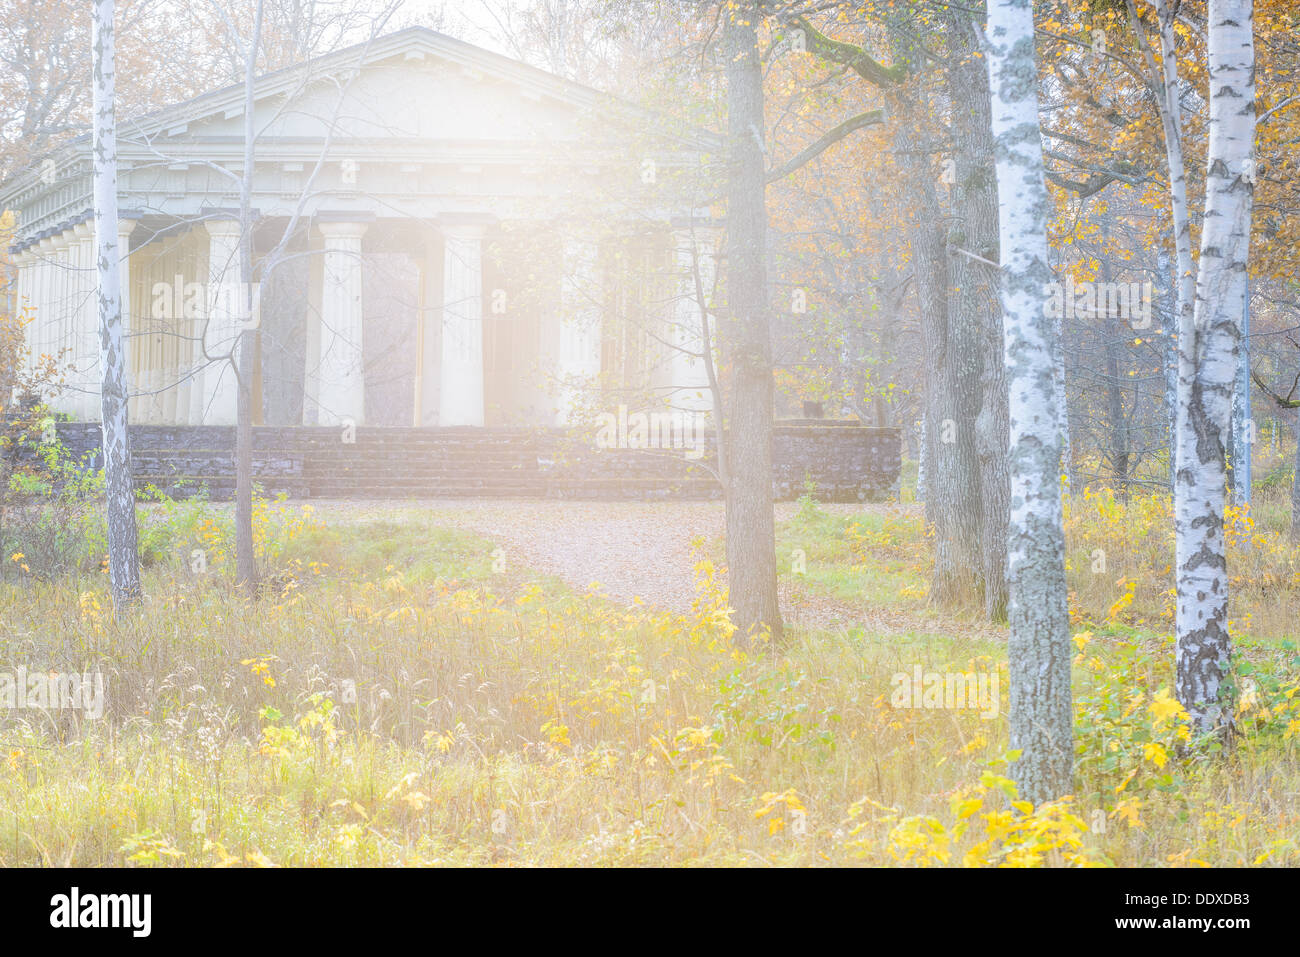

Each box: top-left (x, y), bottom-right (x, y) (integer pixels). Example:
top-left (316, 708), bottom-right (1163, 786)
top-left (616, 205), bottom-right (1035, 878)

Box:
top-left (985, 0), bottom-right (1073, 805)
top-left (1231, 283), bottom-right (1251, 507)
top-left (91, 0), bottom-right (142, 611)
top-left (1127, 0), bottom-right (1196, 480)
top-left (1172, 0), bottom-right (1256, 736)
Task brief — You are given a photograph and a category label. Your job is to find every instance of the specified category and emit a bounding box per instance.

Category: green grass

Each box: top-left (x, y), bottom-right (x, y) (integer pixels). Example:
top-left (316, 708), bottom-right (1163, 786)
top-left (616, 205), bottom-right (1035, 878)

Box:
top-left (777, 502), bottom-right (931, 608)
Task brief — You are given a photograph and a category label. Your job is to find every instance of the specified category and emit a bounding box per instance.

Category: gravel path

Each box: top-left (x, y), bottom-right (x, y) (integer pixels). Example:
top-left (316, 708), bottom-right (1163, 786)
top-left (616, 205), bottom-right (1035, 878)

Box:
top-left (437, 500), bottom-right (725, 609)
top-left (309, 499), bottom-right (875, 629)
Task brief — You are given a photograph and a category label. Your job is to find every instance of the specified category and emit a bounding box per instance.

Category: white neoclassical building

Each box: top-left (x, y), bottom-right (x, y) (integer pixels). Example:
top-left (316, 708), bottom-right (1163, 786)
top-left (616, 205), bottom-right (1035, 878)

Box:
top-left (2, 27), bottom-right (720, 431)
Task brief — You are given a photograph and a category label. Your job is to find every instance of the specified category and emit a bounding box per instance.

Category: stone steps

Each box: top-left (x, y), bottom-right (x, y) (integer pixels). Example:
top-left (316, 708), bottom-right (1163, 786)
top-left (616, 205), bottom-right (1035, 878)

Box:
top-left (51, 423), bottom-right (900, 502)
top-left (130, 456), bottom-right (533, 469)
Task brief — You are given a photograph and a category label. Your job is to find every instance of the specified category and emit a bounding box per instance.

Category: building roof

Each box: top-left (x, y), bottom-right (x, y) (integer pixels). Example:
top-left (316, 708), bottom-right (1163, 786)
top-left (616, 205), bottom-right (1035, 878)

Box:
top-left (1, 25), bottom-right (723, 239)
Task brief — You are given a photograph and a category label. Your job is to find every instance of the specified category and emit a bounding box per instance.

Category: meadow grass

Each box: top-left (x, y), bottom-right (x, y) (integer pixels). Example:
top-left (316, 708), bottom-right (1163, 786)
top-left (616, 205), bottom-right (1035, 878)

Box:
top-left (0, 491), bottom-right (1296, 867)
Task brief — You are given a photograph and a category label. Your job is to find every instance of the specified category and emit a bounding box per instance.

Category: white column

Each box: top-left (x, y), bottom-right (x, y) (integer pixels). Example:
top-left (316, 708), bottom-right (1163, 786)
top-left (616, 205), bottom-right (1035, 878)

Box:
top-left (44, 235), bottom-right (61, 377)
top-left (171, 230), bottom-right (193, 426)
top-left (11, 247), bottom-right (33, 381)
top-left (197, 219), bottom-right (242, 425)
top-left (53, 233), bottom-right (69, 372)
top-left (61, 228), bottom-right (81, 416)
top-left (51, 232), bottom-right (70, 405)
top-left (60, 232), bottom-right (76, 380)
top-left (187, 225), bottom-right (210, 425)
top-left (316, 221), bottom-right (368, 426)
top-left (73, 223), bottom-right (100, 422)
top-left (440, 224), bottom-right (484, 426)
top-left (66, 225), bottom-right (86, 419)
top-left (554, 235), bottom-right (602, 425)
top-left (10, 248), bottom-right (27, 320)
top-left (416, 233), bottom-right (443, 426)
top-left (35, 237), bottom-right (55, 370)
top-left (669, 228), bottom-right (715, 414)
top-left (115, 218), bottom-right (136, 424)
top-left (301, 228), bottom-right (324, 424)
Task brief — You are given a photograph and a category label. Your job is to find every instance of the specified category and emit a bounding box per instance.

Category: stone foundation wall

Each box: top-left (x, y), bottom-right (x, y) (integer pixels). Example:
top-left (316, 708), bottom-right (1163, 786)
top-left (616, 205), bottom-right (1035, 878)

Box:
top-left (51, 422), bottom-right (900, 502)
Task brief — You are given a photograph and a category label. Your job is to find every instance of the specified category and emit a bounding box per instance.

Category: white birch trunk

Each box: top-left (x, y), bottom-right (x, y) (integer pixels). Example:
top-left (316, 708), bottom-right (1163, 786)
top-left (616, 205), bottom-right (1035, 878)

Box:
top-left (1174, 0), bottom-right (1256, 734)
top-left (92, 0), bottom-right (141, 610)
top-left (985, 0), bottom-right (1072, 805)
top-left (1231, 281), bottom-right (1251, 506)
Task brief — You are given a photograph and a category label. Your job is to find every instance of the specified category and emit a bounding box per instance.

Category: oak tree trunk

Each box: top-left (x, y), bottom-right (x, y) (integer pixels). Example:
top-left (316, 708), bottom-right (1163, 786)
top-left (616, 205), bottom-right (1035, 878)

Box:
top-left (886, 41), bottom-right (982, 609)
top-left (721, 3), bottom-right (782, 645)
top-left (948, 9), bottom-right (1010, 620)
top-left (234, 2), bottom-right (263, 593)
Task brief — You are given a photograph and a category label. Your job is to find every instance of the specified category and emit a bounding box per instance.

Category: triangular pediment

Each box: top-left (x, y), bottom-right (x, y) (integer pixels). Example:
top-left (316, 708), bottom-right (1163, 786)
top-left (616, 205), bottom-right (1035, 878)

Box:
top-left (126, 27), bottom-right (718, 154)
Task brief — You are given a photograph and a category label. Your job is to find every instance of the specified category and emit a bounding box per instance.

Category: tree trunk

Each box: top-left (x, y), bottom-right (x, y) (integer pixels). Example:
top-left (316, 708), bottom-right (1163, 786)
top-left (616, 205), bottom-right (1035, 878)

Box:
top-left (1174, 0), bottom-right (1256, 737)
top-left (234, 1), bottom-right (263, 593)
top-left (1054, 312), bottom-right (1071, 493)
top-left (947, 8), bottom-right (1009, 620)
top-left (720, 3), bottom-right (782, 645)
top-left (1291, 408), bottom-right (1300, 541)
top-left (916, 414), bottom-right (926, 502)
top-left (986, 0), bottom-right (1073, 806)
top-left (798, 11), bottom-right (1003, 618)
top-left (1231, 280), bottom-right (1251, 507)
top-left (1106, 315), bottom-right (1131, 500)
top-left (1158, 256), bottom-right (1178, 493)
top-left (91, 0), bottom-right (141, 613)
top-left (887, 71), bottom-right (982, 609)
top-left (1130, 0), bottom-right (1197, 483)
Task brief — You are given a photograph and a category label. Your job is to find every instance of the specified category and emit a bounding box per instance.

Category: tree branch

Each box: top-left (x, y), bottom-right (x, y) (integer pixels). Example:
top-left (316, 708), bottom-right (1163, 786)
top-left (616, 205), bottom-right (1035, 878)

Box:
top-left (767, 109), bottom-right (885, 183)
top-left (791, 15), bottom-right (907, 87)
top-left (1252, 367), bottom-right (1300, 409)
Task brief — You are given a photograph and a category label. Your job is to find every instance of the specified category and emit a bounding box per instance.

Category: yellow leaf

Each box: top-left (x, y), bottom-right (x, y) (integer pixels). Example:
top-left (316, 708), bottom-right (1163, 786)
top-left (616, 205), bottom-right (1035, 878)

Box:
top-left (1149, 688), bottom-right (1186, 724)
top-left (1107, 581), bottom-right (1135, 620)
top-left (1113, 799), bottom-right (1143, 828)
top-left (1115, 768), bottom-right (1138, 794)
top-left (1143, 742), bottom-right (1168, 769)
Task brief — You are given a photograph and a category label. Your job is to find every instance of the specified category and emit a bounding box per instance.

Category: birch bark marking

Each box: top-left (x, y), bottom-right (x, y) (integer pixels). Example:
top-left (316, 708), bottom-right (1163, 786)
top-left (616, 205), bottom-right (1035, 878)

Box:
top-left (1174, 0), bottom-right (1256, 735)
top-left (985, 0), bottom-right (1072, 805)
top-left (92, 0), bottom-right (142, 611)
